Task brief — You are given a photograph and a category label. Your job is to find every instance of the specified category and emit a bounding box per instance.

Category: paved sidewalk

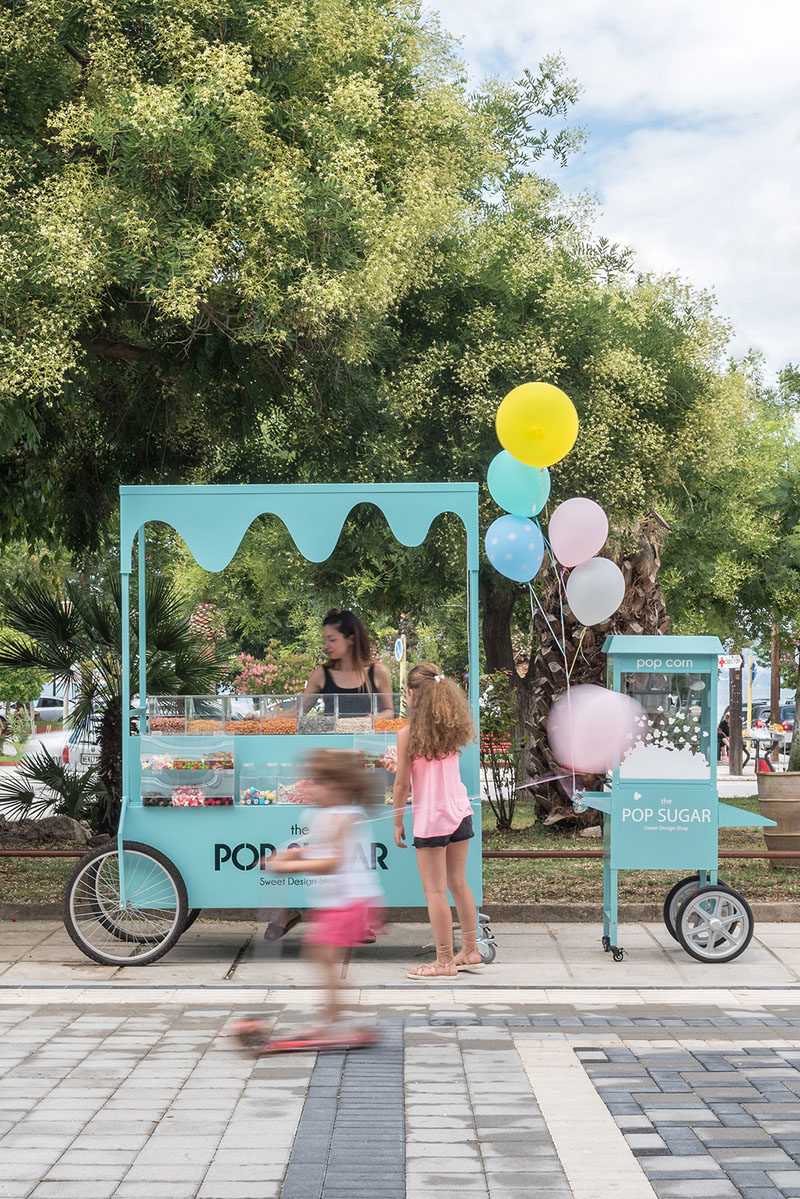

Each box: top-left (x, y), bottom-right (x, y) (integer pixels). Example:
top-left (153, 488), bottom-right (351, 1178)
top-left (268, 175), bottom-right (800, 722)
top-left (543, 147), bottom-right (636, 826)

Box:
top-left (2, 991), bottom-right (800, 1198)
top-left (2, 920), bottom-right (800, 1198)
top-left (3, 918), bottom-right (800, 988)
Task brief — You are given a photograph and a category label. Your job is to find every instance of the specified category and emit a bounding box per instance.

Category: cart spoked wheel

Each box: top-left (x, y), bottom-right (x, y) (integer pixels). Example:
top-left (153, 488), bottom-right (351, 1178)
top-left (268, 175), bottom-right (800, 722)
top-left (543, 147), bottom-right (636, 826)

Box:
top-left (676, 885), bottom-right (753, 963)
top-left (63, 841), bottom-right (187, 966)
top-left (73, 845), bottom-right (181, 946)
top-left (182, 909), bottom-right (202, 932)
top-left (663, 875), bottom-right (705, 941)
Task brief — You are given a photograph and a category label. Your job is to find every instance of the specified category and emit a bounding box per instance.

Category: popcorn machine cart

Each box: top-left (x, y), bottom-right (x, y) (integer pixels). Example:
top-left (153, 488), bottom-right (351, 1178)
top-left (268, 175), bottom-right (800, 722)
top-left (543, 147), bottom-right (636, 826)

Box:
top-left (576, 635), bottom-right (774, 964)
top-left (62, 483), bottom-right (494, 966)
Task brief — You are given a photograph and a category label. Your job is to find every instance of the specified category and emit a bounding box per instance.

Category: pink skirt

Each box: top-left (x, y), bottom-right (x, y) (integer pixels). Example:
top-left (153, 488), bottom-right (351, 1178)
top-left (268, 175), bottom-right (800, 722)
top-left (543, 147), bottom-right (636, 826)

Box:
top-left (304, 900), bottom-right (383, 949)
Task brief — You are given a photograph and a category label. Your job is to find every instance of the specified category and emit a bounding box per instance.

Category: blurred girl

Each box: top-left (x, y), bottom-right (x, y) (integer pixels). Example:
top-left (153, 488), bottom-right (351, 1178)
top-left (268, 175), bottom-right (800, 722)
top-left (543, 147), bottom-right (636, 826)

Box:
top-left (246, 749), bottom-right (383, 1050)
top-left (392, 663), bottom-right (481, 980)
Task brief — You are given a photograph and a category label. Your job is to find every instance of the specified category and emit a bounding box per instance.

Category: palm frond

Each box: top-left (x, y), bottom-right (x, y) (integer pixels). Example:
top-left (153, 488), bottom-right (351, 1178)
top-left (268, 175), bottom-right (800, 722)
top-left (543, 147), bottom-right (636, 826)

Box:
top-left (4, 581), bottom-right (86, 651)
top-left (67, 580), bottom-right (121, 653)
top-left (0, 747), bottom-right (108, 824)
top-left (173, 646), bottom-right (223, 695)
top-left (144, 574), bottom-right (199, 653)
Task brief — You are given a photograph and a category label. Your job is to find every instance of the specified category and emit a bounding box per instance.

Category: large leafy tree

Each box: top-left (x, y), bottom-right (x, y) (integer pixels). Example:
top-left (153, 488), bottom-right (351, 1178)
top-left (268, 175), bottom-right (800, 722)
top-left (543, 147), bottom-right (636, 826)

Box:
top-left (0, 0), bottom-right (577, 547)
top-left (161, 174), bottom-right (789, 826)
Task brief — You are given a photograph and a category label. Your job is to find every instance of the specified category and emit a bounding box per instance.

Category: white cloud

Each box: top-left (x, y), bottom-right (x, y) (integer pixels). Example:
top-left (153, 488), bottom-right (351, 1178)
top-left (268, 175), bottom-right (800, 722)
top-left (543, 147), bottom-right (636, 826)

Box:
top-left (586, 115), bottom-right (800, 366)
top-left (427, 0), bottom-right (800, 372)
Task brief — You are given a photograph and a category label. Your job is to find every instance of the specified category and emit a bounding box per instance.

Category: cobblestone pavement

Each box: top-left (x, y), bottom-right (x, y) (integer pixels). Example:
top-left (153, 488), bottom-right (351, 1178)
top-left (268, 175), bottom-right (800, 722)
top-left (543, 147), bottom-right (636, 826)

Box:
top-left (2, 993), bottom-right (800, 1199)
top-left (578, 1044), bottom-right (800, 1199)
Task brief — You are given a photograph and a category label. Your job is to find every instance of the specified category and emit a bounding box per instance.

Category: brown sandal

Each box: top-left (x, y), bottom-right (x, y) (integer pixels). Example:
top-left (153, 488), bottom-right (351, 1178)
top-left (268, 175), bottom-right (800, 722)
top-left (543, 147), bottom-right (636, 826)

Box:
top-left (407, 962), bottom-right (458, 981)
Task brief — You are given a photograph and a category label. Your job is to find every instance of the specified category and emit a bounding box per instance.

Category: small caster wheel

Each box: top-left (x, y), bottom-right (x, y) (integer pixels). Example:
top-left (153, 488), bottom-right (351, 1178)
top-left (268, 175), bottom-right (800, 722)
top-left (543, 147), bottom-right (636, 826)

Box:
top-left (602, 935), bottom-right (611, 952)
top-left (477, 940), bottom-right (497, 964)
top-left (612, 947), bottom-right (624, 962)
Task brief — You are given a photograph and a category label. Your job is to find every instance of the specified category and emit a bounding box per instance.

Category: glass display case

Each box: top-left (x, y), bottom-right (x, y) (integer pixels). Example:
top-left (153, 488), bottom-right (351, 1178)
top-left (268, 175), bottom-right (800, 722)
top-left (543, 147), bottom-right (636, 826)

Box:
top-left (146, 694), bottom-right (408, 736)
top-left (139, 719), bottom-right (401, 809)
top-left (140, 735), bottom-right (235, 807)
top-left (619, 669), bottom-right (712, 779)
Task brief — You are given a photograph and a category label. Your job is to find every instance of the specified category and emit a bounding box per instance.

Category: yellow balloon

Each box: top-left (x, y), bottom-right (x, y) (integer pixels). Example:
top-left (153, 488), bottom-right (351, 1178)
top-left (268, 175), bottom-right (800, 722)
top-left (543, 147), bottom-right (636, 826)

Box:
top-left (495, 382), bottom-right (579, 467)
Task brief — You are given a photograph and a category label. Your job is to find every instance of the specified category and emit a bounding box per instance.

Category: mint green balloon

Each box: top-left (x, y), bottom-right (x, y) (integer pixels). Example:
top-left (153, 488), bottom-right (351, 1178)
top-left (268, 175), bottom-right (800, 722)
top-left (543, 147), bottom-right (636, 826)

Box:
top-left (487, 452), bottom-right (551, 517)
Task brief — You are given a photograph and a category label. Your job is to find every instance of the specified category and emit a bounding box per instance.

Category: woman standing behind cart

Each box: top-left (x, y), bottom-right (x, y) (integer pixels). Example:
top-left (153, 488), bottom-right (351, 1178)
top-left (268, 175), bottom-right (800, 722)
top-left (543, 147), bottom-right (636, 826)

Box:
top-left (392, 662), bottom-right (482, 979)
top-left (303, 609), bottom-right (393, 719)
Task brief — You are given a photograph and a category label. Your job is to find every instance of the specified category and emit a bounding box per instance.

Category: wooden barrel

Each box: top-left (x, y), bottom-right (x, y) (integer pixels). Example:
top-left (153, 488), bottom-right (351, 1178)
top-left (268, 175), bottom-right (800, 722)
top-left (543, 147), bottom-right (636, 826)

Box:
top-left (757, 772), bottom-right (800, 869)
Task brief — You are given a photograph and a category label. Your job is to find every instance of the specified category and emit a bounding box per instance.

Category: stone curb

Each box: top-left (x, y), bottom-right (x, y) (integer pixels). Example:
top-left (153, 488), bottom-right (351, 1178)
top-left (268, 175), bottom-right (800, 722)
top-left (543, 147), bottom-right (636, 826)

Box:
top-left (3, 901), bottom-right (800, 922)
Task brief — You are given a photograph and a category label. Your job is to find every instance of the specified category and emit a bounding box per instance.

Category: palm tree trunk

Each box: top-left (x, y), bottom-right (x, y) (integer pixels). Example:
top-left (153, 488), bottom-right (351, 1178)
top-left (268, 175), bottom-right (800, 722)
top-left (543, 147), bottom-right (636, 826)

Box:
top-left (97, 695), bottom-right (122, 835)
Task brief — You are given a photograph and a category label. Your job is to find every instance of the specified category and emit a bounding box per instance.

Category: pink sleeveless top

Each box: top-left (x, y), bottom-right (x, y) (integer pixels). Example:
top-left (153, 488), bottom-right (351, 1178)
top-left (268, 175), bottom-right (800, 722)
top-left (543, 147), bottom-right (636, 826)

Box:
top-left (409, 752), bottom-right (471, 839)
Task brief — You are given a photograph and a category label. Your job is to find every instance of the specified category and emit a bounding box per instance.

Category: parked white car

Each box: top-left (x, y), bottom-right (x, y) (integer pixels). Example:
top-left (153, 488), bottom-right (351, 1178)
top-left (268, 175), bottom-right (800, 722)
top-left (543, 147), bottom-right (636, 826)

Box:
top-left (62, 720), bottom-right (101, 770)
top-left (35, 696), bottom-right (65, 724)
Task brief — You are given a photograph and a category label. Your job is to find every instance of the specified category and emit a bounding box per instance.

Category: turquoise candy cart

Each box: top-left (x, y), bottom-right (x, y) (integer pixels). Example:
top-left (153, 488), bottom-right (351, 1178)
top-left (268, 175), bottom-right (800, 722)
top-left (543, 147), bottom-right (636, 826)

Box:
top-left (575, 635), bottom-right (775, 964)
top-left (62, 483), bottom-right (495, 966)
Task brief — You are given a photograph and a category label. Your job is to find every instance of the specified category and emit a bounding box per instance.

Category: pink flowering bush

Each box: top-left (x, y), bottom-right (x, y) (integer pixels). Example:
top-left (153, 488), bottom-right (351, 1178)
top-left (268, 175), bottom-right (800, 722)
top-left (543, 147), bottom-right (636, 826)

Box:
top-left (230, 640), bottom-right (317, 695)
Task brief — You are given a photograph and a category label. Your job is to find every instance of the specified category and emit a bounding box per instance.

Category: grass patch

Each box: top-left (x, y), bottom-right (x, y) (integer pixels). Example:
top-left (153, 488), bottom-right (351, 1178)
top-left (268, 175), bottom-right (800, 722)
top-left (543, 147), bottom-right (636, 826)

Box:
top-left (1, 793), bottom-right (798, 907)
top-left (0, 855), bottom-right (75, 903)
top-left (0, 741), bottom-right (29, 765)
top-left (481, 794), bottom-right (800, 905)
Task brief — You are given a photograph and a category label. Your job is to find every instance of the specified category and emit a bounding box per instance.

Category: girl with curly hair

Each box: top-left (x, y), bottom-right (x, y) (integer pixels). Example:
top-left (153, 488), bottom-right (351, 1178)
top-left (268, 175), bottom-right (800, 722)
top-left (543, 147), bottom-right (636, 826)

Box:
top-left (392, 662), bottom-right (481, 979)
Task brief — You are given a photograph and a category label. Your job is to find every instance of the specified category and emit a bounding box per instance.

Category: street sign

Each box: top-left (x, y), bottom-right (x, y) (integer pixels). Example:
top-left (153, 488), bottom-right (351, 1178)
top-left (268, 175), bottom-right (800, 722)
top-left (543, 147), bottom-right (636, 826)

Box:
top-left (394, 638), bottom-right (404, 662)
top-left (718, 654), bottom-right (743, 670)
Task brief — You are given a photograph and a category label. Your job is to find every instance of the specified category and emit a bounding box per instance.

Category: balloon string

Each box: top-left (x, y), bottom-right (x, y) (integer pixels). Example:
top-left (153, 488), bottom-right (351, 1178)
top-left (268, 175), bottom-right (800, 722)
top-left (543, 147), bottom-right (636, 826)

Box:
top-left (515, 770), bottom-right (570, 791)
top-left (543, 536), bottom-right (576, 797)
top-left (569, 625), bottom-right (588, 676)
top-left (542, 534), bottom-right (567, 597)
top-left (528, 583), bottom-right (567, 664)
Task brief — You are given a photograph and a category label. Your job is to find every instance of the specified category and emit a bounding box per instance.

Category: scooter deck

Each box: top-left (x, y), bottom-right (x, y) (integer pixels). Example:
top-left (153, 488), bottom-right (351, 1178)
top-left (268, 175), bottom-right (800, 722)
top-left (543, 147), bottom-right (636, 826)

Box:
top-left (259, 1031), bottom-right (379, 1055)
top-left (228, 1018), bottom-right (378, 1055)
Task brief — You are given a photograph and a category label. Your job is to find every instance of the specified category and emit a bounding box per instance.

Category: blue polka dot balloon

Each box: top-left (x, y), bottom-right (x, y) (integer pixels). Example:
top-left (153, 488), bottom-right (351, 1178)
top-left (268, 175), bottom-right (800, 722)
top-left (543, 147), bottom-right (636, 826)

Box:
top-left (485, 515), bottom-right (545, 583)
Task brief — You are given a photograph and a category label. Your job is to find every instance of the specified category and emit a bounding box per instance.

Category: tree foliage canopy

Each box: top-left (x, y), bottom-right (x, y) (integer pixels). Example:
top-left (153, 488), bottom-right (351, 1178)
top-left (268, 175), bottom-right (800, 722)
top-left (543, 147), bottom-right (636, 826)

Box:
top-left (2, 0), bottom-right (797, 699)
top-left (0, 0), bottom-right (578, 546)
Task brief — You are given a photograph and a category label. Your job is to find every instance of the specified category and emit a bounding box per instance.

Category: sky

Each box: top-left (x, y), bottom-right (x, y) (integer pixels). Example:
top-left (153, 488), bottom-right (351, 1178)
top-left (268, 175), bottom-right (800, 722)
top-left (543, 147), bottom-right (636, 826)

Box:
top-left (427, 0), bottom-right (800, 379)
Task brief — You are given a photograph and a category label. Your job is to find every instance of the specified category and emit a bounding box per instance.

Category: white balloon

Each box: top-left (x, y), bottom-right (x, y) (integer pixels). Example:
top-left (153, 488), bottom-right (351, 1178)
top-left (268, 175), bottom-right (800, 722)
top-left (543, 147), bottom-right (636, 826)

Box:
top-left (566, 557), bottom-right (625, 626)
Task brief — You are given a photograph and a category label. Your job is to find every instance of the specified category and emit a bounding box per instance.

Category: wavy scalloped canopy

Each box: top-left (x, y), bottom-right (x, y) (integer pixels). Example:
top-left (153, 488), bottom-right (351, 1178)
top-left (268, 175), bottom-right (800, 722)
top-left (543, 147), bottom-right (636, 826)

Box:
top-left (119, 484), bottom-right (479, 572)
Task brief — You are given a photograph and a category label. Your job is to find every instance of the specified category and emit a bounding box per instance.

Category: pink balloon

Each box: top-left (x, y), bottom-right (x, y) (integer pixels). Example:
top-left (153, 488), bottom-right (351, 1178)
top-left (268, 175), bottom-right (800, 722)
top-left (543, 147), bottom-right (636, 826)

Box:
top-left (547, 685), bottom-right (643, 774)
top-left (548, 498), bottom-right (608, 567)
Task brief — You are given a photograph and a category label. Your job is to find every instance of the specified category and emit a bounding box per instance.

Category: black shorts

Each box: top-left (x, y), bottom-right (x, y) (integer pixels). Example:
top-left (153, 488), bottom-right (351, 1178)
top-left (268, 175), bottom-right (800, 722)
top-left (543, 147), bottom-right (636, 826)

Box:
top-left (413, 814), bottom-right (474, 849)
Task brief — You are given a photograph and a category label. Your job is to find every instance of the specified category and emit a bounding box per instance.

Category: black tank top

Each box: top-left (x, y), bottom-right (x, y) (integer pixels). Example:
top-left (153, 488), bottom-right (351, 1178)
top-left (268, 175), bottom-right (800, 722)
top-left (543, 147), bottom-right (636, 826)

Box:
top-left (321, 664), bottom-right (377, 717)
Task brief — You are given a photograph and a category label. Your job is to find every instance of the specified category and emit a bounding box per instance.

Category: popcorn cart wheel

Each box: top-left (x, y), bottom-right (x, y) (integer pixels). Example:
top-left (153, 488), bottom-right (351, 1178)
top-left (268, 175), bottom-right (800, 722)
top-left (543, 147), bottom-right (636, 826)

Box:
top-left (674, 884), bottom-right (754, 964)
top-left (663, 874), bottom-right (710, 940)
top-left (62, 841), bottom-right (188, 966)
